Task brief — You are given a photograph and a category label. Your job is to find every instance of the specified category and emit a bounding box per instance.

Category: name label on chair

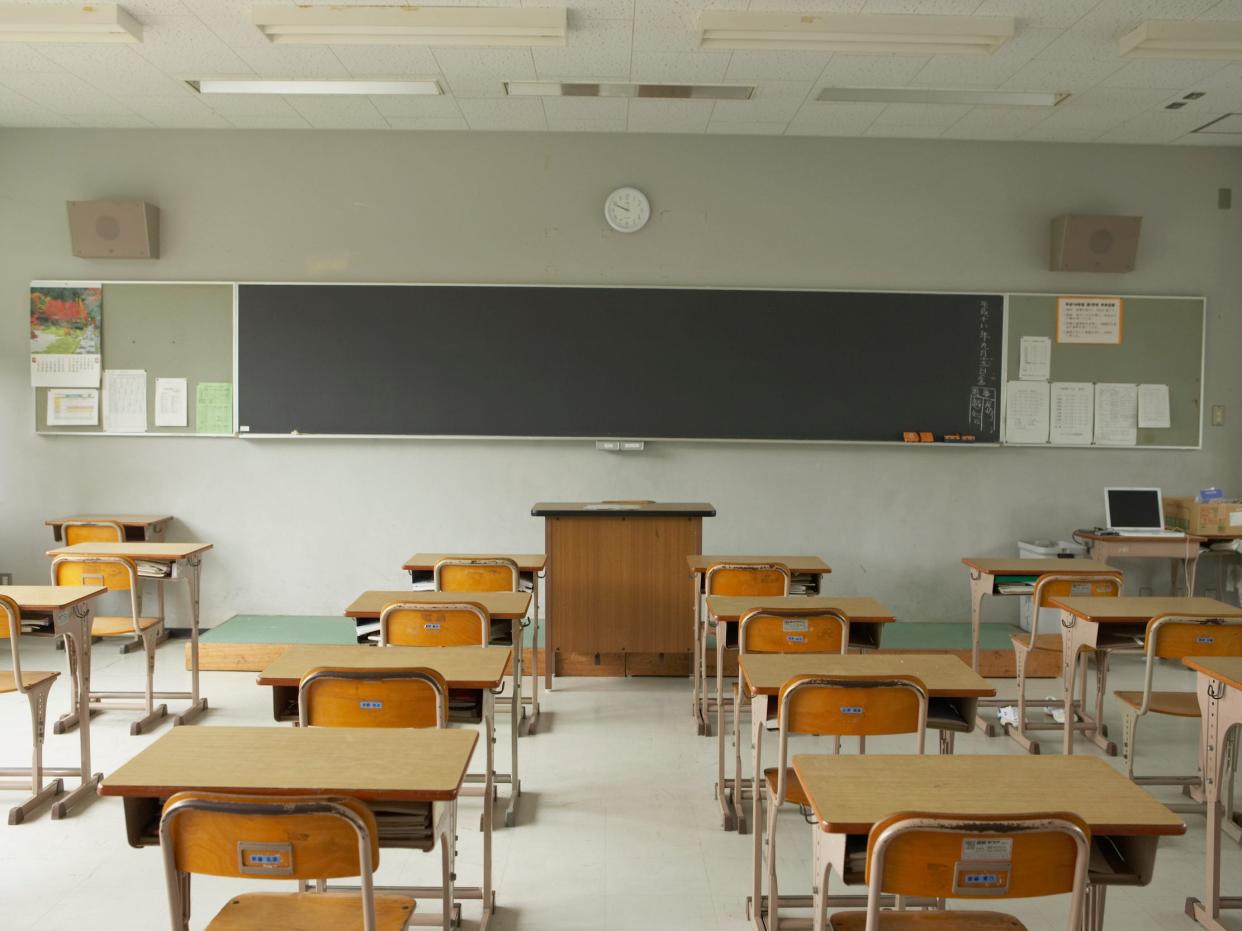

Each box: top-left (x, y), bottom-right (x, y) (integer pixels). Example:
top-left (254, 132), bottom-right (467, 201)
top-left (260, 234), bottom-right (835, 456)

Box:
top-left (953, 860), bottom-right (1011, 896)
top-left (1198, 636), bottom-right (1215, 643)
top-left (424, 623), bottom-right (441, 630)
top-left (1071, 582), bottom-right (1091, 596)
top-left (962, 838), bottom-right (1012, 859)
top-left (783, 619), bottom-right (809, 632)
top-left (787, 635), bottom-right (806, 643)
top-left (839, 706), bottom-right (863, 715)
top-left (238, 841), bottom-right (294, 876)
top-left (360, 700), bottom-right (383, 710)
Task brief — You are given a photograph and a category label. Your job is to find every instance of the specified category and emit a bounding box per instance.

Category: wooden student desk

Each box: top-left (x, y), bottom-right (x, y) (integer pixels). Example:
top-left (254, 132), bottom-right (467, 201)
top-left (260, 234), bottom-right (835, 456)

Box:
top-left (46, 514), bottom-right (172, 542)
top-left (0, 585), bottom-right (105, 821)
top-left (533, 501), bottom-right (714, 676)
top-left (46, 541), bottom-right (213, 726)
top-left (736, 652), bottom-right (993, 838)
top-left (1052, 596), bottom-right (1242, 757)
top-left (1183, 656), bottom-right (1242, 931)
top-left (1077, 531), bottom-right (1207, 596)
top-left (703, 595), bottom-right (894, 831)
top-left (688, 555), bottom-right (832, 736)
top-left (345, 590), bottom-right (531, 826)
top-left (403, 552), bottom-right (547, 730)
top-left (787, 754), bottom-right (1185, 931)
top-left (100, 725), bottom-right (482, 930)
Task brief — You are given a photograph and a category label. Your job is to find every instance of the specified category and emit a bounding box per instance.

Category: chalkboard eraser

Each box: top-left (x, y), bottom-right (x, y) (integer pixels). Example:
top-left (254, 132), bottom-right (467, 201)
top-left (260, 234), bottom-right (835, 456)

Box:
top-left (919, 432), bottom-right (935, 443)
top-left (902, 432), bottom-right (921, 443)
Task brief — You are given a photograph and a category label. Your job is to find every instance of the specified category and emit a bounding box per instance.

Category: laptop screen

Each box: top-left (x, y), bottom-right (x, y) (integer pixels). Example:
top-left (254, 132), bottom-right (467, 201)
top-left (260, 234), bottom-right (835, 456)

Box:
top-left (1106, 488), bottom-right (1163, 530)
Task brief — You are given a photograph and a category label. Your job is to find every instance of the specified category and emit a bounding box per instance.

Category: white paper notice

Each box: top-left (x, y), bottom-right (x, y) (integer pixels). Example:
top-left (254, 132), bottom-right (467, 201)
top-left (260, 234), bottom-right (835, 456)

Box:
top-left (1018, 336), bottom-right (1052, 381)
top-left (1094, 383), bottom-right (1138, 446)
top-left (103, 369), bottom-right (147, 434)
top-left (30, 353), bottom-right (101, 388)
top-left (1057, 296), bottom-right (1123, 344)
top-left (1138, 384), bottom-right (1171, 429)
top-left (1005, 381), bottom-right (1050, 444)
top-left (46, 389), bottom-right (99, 426)
top-left (154, 377), bottom-right (188, 427)
top-left (1050, 382), bottom-right (1094, 445)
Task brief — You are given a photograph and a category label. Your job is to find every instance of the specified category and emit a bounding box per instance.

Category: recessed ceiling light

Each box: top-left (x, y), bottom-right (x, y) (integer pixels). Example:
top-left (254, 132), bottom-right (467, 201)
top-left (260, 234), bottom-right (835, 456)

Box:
top-left (252, 5), bottom-right (567, 48)
top-left (0, 2), bottom-right (141, 43)
top-left (1121, 21), bottom-right (1242, 59)
top-left (699, 12), bottom-right (1014, 55)
top-left (505, 81), bottom-right (755, 100)
top-left (816, 87), bottom-right (1068, 107)
top-left (188, 79), bottom-right (442, 96)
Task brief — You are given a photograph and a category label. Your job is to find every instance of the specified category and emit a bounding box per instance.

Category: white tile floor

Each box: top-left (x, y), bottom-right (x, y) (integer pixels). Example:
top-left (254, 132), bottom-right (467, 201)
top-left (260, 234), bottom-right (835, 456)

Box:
top-left (1, 637), bottom-right (1240, 930)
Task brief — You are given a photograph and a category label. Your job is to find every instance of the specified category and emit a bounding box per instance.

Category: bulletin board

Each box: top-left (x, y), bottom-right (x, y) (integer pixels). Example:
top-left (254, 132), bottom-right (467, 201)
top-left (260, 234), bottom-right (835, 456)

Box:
top-left (33, 282), bottom-right (235, 435)
top-left (1003, 293), bottom-right (1204, 449)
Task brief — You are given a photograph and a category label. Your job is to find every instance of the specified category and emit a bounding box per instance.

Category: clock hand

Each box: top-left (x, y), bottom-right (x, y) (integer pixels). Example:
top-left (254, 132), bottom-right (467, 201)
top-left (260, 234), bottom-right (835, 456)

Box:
top-left (615, 203), bottom-right (630, 212)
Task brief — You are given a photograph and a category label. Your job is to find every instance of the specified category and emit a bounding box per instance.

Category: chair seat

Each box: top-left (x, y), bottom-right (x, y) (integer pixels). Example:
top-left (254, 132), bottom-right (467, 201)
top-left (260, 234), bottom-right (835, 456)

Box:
top-left (1010, 633), bottom-right (1062, 652)
top-left (91, 615), bottom-right (162, 637)
top-left (1114, 690), bottom-right (1201, 717)
top-left (0, 670), bottom-right (58, 694)
top-left (204, 891), bottom-right (415, 931)
top-left (763, 767), bottom-right (809, 806)
top-left (829, 910), bottom-right (1027, 929)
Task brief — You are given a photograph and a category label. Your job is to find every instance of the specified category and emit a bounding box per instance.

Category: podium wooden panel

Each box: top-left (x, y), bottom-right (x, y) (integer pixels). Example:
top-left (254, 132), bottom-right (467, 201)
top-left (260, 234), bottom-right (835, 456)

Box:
top-left (533, 502), bottom-right (715, 676)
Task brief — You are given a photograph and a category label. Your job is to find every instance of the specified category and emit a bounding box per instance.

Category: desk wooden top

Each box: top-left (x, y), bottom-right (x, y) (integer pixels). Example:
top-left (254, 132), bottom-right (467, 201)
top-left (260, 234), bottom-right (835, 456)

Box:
top-left (706, 595), bottom-right (894, 624)
top-left (792, 755), bottom-right (1186, 837)
top-left (100, 725), bottom-right (477, 802)
top-left (402, 553), bottom-right (546, 572)
top-left (1078, 531), bottom-right (1206, 544)
top-left (532, 501), bottom-right (716, 517)
top-left (46, 541), bottom-right (212, 561)
top-left (1184, 656), bottom-right (1242, 690)
top-left (345, 590), bottom-right (531, 620)
top-left (0, 585), bottom-right (106, 611)
top-left (1052, 596), bottom-right (1242, 623)
top-left (961, 558), bottom-right (1116, 576)
top-left (259, 644), bottom-right (512, 690)
top-left (740, 653), bottom-right (994, 698)
top-left (688, 555), bottom-right (832, 575)
top-left (46, 514), bottom-right (171, 528)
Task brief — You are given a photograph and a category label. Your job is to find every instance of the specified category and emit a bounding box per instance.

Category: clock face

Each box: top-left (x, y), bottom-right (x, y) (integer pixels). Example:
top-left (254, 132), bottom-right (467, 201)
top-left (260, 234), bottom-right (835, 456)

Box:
top-left (605, 186), bottom-right (650, 233)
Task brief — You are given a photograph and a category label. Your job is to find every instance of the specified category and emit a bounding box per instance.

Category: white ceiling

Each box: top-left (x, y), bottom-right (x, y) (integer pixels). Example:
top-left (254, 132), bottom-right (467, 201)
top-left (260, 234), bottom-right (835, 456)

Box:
top-left (3, 0), bottom-right (1242, 143)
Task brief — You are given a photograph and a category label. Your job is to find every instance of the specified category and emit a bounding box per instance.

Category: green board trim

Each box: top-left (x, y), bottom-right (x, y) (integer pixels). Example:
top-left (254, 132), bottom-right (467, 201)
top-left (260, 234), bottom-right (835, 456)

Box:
top-left (202, 614), bottom-right (357, 645)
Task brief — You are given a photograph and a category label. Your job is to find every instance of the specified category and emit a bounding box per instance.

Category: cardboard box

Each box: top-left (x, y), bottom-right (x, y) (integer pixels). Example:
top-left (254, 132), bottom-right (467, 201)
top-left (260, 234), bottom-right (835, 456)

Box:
top-left (1164, 496), bottom-right (1242, 537)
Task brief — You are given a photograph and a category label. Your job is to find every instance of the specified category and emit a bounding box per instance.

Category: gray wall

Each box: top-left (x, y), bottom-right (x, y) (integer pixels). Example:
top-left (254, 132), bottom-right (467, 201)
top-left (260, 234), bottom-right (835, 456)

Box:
top-left (2, 128), bottom-right (1239, 626)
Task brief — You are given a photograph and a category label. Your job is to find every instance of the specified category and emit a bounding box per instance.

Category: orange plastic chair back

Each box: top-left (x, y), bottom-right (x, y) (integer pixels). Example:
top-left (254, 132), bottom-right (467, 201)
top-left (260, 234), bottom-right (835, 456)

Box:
top-left (300, 667), bottom-right (447, 729)
top-left (739, 609), bottom-right (847, 655)
top-left (52, 555), bottom-right (135, 593)
top-left (63, 521), bottom-right (124, 546)
top-left (1147, 615), bottom-right (1242, 660)
top-left (779, 674), bottom-right (927, 738)
top-left (1035, 573), bottom-right (1122, 609)
top-left (380, 602), bottom-right (489, 647)
top-left (705, 563), bottom-right (791, 597)
top-left (435, 558), bottom-right (519, 594)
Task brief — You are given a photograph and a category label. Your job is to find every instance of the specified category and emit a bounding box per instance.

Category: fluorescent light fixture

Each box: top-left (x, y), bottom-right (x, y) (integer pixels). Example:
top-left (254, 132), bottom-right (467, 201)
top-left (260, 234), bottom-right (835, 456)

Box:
top-left (0, 2), bottom-right (141, 43)
top-left (189, 79), bottom-right (442, 96)
top-left (1121, 21), bottom-right (1242, 59)
top-left (252, 5), bottom-right (567, 47)
top-left (505, 81), bottom-right (755, 100)
top-left (817, 86), bottom-right (1068, 107)
top-left (699, 12), bottom-right (1013, 55)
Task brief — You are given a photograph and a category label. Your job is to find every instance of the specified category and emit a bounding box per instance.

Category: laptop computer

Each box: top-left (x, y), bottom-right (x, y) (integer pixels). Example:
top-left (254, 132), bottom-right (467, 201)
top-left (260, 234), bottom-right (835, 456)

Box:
top-left (1104, 487), bottom-right (1184, 537)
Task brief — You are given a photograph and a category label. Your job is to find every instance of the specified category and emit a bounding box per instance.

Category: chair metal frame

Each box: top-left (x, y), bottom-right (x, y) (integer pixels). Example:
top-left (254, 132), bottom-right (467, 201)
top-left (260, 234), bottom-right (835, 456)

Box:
top-left (50, 553), bottom-right (168, 735)
top-left (159, 792), bottom-right (409, 931)
top-left (1003, 572), bottom-right (1123, 755)
top-left (754, 674), bottom-right (929, 931)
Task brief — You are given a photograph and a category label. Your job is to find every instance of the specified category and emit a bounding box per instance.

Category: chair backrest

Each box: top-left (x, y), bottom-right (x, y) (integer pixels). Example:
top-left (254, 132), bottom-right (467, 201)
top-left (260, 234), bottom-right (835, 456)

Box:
top-left (434, 557), bottom-right (519, 594)
top-left (380, 601), bottom-right (489, 647)
top-left (0, 594), bottom-right (29, 694)
top-left (51, 554), bottom-right (138, 594)
top-left (738, 607), bottom-right (848, 655)
top-left (1025, 572), bottom-right (1122, 646)
top-left (299, 666), bottom-right (448, 729)
top-left (160, 792), bottom-right (387, 931)
top-left (705, 562), bottom-right (791, 597)
top-left (1133, 614), bottom-right (1242, 712)
top-left (63, 520), bottom-right (125, 546)
top-left (864, 811), bottom-right (1090, 931)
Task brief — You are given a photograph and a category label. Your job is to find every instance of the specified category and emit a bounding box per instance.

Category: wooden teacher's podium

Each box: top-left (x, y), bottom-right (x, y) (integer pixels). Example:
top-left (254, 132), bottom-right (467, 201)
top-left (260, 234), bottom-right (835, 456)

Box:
top-left (532, 502), bottom-right (715, 677)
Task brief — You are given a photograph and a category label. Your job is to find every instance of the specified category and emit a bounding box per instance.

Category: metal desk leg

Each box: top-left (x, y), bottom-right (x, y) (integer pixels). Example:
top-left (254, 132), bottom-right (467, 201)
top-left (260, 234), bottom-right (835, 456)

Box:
top-left (504, 629), bottom-right (521, 827)
top-left (483, 689), bottom-right (494, 908)
top-left (50, 602), bottom-right (102, 819)
top-left (716, 627), bottom-right (734, 830)
top-left (968, 570), bottom-right (996, 736)
top-left (174, 555), bottom-right (208, 725)
top-left (748, 695), bottom-right (767, 930)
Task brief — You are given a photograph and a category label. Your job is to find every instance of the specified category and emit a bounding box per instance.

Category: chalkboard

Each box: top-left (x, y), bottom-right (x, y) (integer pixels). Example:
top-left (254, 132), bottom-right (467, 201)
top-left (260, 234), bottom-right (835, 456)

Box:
top-left (237, 284), bottom-right (1004, 443)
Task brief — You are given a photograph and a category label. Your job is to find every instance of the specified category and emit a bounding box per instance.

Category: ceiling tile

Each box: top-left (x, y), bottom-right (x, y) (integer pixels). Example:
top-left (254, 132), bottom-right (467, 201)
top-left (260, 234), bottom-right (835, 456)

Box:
top-left (196, 93), bottom-right (303, 118)
top-left (0, 44), bottom-right (59, 74)
top-left (545, 115), bottom-right (631, 132)
top-left (458, 96), bottom-right (548, 130)
top-left (869, 101), bottom-right (971, 126)
top-left (864, 122), bottom-right (946, 137)
top-left (1200, 0), bottom-right (1242, 19)
top-left (938, 105), bottom-right (1055, 139)
top-left (285, 95), bottom-right (387, 129)
top-left (1019, 124), bottom-right (1105, 142)
top-left (386, 115), bottom-right (472, 130)
top-left (232, 45), bottom-right (351, 79)
top-left (123, 94), bottom-right (235, 127)
top-left (745, 0), bottom-right (866, 10)
top-left (711, 81), bottom-right (812, 122)
top-left (533, 16), bottom-right (632, 80)
top-left (786, 99), bottom-right (886, 135)
top-left (36, 44), bottom-right (190, 96)
top-left (705, 120), bottom-right (788, 134)
top-left (1102, 59), bottom-right (1228, 91)
top-left (817, 54), bottom-right (931, 87)
top-left (626, 98), bottom-right (714, 132)
top-left (540, 95), bottom-right (629, 120)
top-left (434, 48), bottom-right (537, 96)
top-left (133, 14), bottom-right (254, 74)
top-left (633, 0), bottom-right (747, 52)
top-left (369, 94), bottom-right (464, 118)
top-left (1095, 107), bottom-right (1220, 143)
top-left (973, 0), bottom-right (1102, 30)
top-left (910, 27), bottom-right (1062, 88)
top-left (524, 0), bottom-right (635, 18)
top-left (630, 51), bottom-right (731, 83)
top-left (724, 50), bottom-right (832, 83)
top-left (330, 45), bottom-right (441, 78)
top-left (1003, 59), bottom-right (1125, 92)
top-left (862, 0), bottom-right (982, 12)
top-left (224, 114), bottom-right (314, 129)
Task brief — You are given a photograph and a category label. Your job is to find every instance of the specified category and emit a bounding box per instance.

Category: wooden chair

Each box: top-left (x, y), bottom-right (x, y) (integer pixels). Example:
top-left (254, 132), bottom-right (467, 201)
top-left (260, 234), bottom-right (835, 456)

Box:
top-left (1114, 614), bottom-right (1242, 801)
top-left (379, 601), bottom-right (489, 647)
top-left (299, 667), bottom-right (449, 729)
top-left (823, 811), bottom-right (1090, 931)
top-left (50, 554), bottom-right (167, 735)
top-left (1005, 572), bottom-right (1122, 754)
top-left (159, 791), bottom-right (416, 931)
top-left (0, 594), bottom-right (63, 825)
top-left (62, 519), bottom-right (125, 545)
top-left (760, 673), bottom-right (928, 931)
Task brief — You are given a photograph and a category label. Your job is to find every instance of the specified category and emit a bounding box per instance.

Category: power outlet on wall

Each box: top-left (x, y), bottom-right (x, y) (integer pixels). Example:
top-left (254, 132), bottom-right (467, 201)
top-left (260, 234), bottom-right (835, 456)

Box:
top-left (0, 573), bottom-right (11, 586)
top-left (1212, 405), bottom-right (1226, 426)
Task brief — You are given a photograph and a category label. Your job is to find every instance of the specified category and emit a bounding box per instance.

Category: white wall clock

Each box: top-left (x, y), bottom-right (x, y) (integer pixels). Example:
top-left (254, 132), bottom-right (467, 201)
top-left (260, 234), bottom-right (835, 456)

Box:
top-left (604, 186), bottom-right (650, 233)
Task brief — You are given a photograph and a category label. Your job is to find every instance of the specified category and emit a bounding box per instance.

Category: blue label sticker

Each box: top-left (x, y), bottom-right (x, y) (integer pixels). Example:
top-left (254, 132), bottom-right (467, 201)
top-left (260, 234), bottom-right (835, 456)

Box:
top-left (1198, 636), bottom-right (1215, 643)
top-left (787, 634), bottom-right (805, 643)
top-left (424, 623), bottom-right (440, 630)
top-left (840, 706), bottom-right (863, 714)
top-left (962, 873), bottom-right (1000, 885)
top-left (360, 700), bottom-right (383, 710)
top-left (247, 854), bottom-right (282, 864)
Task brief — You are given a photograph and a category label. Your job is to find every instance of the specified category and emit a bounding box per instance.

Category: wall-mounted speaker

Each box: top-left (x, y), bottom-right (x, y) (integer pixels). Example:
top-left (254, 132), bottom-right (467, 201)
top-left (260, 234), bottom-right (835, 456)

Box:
top-left (1050, 214), bottom-right (1141, 273)
top-left (66, 200), bottom-right (160, 259)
